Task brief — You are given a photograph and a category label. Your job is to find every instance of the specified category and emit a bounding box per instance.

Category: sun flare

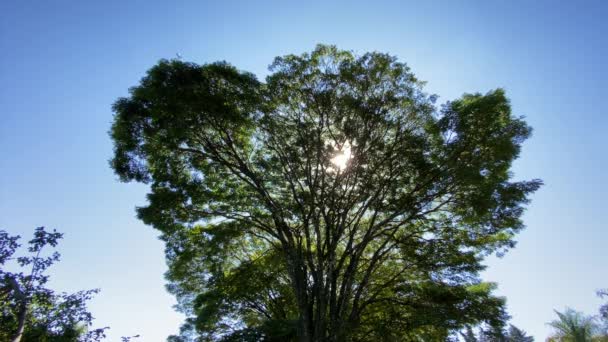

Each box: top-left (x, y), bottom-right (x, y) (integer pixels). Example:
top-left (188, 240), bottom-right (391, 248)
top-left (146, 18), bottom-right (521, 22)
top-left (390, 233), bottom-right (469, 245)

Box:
top-left (331, 144), bottom-right (352, 171)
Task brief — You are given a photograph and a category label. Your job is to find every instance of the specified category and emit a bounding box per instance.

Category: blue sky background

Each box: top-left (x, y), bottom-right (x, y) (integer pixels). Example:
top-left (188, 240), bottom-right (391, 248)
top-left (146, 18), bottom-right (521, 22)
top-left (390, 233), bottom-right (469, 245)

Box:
top-left (1, 1), bottom-right (606, 340)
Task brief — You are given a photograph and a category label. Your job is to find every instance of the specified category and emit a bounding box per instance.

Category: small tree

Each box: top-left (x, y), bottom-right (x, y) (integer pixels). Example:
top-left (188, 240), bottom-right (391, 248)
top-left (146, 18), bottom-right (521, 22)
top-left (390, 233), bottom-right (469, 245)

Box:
top-left (0, 227), bottom-right (108, 342)
top-left (547, 308), bottom-right (599, 342)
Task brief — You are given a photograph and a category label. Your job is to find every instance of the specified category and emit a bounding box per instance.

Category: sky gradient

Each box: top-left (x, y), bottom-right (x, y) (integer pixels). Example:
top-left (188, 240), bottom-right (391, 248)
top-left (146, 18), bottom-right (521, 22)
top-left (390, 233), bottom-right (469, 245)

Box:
top-left (1, 1), bottom-right (607, 340)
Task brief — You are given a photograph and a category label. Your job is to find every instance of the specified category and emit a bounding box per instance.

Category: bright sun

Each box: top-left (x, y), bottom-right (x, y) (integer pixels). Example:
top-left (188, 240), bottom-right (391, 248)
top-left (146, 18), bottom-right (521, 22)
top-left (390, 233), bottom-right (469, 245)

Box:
top-left (331, 144), bottom-right (352, 171)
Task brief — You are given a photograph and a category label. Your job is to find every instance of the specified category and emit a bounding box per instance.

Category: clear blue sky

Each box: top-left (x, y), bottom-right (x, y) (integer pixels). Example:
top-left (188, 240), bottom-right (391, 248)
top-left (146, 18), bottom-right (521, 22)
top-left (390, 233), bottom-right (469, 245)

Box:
top-left (1, 1), bottom-right (606, 340)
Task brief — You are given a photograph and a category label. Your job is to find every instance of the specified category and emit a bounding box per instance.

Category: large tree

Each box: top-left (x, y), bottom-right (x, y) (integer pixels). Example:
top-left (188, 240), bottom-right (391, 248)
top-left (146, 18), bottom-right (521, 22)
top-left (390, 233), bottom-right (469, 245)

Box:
top-left (111, 45), bottom-right (541, 341)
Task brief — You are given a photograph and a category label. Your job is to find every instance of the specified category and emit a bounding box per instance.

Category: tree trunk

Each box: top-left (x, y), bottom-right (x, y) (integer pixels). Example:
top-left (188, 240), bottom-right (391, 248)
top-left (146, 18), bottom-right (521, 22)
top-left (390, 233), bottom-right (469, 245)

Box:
top-left (7, 277), bottom-right (27, 342)
top-left (10, 301), bottom-right (27, 342)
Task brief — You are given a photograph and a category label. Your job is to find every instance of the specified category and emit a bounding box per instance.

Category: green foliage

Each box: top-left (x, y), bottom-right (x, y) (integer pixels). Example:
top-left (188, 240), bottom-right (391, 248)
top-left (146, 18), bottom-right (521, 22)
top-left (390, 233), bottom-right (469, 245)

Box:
top-left (0, 228), bottom-right (108, 342)
top-left (460, 324), bottom-right (533, 342)
top-left (111, 45), bottom-right (541, 341)
top-left (598, 289), bottom-right (608, 336)
top-left (547, 308), bottom-right (600, 342)
top-left (507, 324), bottom-right (534, 342)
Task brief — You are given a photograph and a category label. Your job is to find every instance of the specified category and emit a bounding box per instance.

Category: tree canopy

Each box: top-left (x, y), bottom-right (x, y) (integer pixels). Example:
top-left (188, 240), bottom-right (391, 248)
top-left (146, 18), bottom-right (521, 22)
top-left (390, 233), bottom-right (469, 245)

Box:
top-left (111, 45), bottom-right (541, 341)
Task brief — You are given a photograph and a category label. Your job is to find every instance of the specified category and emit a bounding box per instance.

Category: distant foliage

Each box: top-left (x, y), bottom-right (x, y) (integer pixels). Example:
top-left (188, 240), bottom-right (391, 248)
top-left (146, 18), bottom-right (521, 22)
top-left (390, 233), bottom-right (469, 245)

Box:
top-left (0, 227), bottom-right (108, 342)
top-left (506, 324), bottom-right (534, 342)
top-left (546, 308), bottom-right (602, 342)
top-left (460, 324), bottom-right (533, 342)
top-left (599, 289), bottom-right (608, 335)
